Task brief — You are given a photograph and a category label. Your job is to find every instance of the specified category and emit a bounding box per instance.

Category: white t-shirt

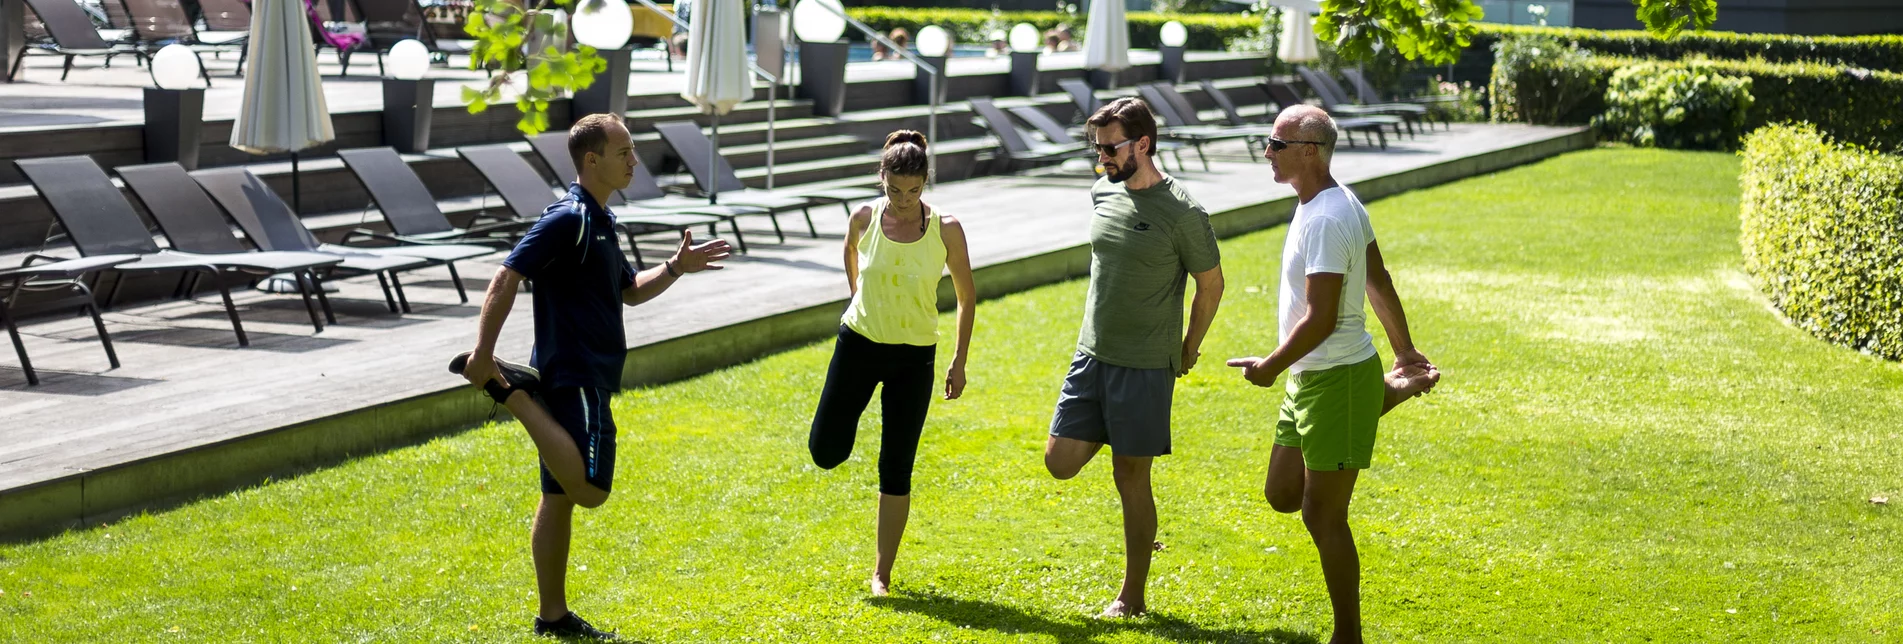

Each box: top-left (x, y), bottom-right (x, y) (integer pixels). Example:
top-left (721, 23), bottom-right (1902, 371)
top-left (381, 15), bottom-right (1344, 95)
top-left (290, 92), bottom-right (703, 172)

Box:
top-left (1279, 186), bottom-right (1378, 374)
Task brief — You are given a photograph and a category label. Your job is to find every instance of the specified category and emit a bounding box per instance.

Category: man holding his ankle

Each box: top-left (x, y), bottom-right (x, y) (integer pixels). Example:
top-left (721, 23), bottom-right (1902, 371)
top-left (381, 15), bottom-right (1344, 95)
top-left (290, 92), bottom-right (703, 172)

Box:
top-left (1043, 97), bottom-right (1225, 618)
top-left (455, 113), bottom-right (731, 640)
top-left (1226, 105), bottom-right (1440, 644)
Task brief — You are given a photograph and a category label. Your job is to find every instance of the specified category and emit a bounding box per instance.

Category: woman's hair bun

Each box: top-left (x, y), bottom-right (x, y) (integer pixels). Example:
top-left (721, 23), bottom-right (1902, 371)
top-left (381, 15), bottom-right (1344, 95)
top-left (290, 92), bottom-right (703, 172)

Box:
top-left (884, 130), bottom-right (928, 150)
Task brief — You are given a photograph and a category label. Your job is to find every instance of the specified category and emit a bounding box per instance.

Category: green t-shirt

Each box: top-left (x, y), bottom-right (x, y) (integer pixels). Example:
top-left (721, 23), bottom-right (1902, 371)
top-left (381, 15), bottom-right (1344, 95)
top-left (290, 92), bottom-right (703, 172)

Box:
top-left (1078, 174), bottom-right (1222, 371)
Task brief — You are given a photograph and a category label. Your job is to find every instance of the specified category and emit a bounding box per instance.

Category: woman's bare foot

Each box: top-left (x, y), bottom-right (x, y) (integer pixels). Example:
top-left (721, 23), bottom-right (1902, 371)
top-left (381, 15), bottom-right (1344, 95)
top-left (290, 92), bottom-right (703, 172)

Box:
top-left (1100, 597), bottom-right (1146, 618)
top-left (870, 574), bottom-right (891, 597)
top-left (1382, 363), bottom-right (1441, 414)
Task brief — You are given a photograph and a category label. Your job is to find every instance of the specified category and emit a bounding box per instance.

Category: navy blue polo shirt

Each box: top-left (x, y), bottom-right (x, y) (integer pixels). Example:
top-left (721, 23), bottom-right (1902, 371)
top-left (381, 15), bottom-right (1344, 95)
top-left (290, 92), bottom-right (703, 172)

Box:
top-left (502, 183), bottom-right (636, 391)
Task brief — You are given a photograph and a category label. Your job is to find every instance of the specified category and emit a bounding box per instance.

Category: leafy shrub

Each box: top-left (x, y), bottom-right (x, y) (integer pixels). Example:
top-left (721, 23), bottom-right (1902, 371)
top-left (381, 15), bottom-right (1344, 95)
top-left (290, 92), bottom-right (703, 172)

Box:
top-left (1489, 36), bottom-right (1622, 125)
top-left (1739, 124), bottom-right (1903, 360)
top-left (1595, 60), bottom-right (1753, 149)
top-left (1491, 37), bottom-right (1903, 151)
top-left (1471, 24), bottom-right (1903, 71)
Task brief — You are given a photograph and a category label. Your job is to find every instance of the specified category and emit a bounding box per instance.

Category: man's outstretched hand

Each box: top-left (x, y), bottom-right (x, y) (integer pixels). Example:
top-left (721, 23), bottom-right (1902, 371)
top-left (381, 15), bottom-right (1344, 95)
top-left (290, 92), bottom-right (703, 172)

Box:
top-left (1225, 356), bottom-right (1279, 388)
top-left (672, 231), bottom-right (733, 273)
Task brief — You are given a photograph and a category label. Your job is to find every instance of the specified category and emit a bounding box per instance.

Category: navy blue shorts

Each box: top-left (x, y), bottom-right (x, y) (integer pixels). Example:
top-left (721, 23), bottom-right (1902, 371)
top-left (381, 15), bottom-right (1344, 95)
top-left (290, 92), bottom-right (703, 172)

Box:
top-left (535, 387), bottom-right (617, 496)
top-left (1048, 351), bottom-right (1175, 457)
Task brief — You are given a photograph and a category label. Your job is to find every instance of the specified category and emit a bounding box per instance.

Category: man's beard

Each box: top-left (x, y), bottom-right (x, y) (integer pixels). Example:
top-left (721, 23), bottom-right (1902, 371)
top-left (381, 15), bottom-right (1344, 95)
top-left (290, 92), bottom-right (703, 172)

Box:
top-left (1104, 156), bottom-right (1138, 183)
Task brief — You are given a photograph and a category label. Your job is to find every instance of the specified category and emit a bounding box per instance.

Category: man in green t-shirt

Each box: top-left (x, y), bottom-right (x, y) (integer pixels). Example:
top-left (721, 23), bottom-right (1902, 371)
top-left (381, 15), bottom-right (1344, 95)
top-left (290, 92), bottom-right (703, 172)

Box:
top-left (1044, 97), bottom-right (1225, 618)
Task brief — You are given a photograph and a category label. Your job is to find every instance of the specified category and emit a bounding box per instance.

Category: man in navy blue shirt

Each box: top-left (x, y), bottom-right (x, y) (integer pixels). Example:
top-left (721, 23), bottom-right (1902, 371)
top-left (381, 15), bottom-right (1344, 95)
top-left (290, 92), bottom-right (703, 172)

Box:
top-left (455, 113), bottom-right (731, 640)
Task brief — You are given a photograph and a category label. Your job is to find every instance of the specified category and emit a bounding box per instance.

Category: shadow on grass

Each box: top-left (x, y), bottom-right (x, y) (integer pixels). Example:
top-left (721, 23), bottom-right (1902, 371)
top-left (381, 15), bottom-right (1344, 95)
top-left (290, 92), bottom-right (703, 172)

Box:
top-left (869, 591), bottom-right (1321, 644)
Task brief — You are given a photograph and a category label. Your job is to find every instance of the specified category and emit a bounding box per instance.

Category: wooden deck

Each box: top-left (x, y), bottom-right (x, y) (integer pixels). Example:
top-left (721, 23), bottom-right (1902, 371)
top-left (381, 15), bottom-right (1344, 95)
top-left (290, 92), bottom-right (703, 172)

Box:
top-left (0, 124), bottom-right (1592, 535)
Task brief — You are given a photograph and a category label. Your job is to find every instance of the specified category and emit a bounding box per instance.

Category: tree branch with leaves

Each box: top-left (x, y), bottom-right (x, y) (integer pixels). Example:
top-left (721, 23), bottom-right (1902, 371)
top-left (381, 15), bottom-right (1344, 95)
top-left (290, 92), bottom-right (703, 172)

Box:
top-left (1311, 0), bottom-right (1718, 66)
top-left (461, 0), bottom-right (608, 135)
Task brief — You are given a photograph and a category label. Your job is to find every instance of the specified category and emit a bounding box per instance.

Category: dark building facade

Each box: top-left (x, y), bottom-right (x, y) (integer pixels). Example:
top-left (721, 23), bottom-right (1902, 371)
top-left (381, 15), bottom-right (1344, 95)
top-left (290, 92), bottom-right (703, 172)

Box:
top-left (1575, 0), bottom-right (1903, 35)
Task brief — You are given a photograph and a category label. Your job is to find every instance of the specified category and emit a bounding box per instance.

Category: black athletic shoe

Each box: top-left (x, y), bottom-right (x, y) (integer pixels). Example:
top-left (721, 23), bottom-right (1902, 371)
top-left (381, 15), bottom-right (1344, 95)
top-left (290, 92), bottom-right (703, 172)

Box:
top-left (448, 351), bottom-right (541, 403)
top-left (533, 611), bottom-right (618, 640)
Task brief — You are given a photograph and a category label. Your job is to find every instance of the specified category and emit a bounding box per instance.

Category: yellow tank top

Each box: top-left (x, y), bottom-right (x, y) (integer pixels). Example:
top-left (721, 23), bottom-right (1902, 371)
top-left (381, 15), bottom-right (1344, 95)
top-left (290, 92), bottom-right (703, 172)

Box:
top-left (842, 200), bottom-right (947, 346)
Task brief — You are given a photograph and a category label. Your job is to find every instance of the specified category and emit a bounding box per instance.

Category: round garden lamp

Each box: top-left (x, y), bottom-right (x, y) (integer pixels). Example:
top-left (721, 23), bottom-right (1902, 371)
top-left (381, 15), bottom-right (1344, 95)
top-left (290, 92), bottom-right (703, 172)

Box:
top-left (1008, 22), bottom-right (1042, 96)
top-left (794, 0), bottom-right (850, 116)
top-left (572, 0), bottom-right (635, 119)
top-left (913, 25), bottom-right (951, 105)
top-left (382, 39), bottom-right (434, 153)
top-left (1158, 20), bottom-right (1187, 84)
top-left (145, 44), bottom-right (208, 168)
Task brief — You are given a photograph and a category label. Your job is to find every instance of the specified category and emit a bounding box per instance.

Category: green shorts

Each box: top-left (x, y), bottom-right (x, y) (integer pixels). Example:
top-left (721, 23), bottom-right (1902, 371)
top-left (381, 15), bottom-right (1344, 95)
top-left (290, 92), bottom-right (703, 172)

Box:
top-left (1274, 355), bottom-right (1383, 471)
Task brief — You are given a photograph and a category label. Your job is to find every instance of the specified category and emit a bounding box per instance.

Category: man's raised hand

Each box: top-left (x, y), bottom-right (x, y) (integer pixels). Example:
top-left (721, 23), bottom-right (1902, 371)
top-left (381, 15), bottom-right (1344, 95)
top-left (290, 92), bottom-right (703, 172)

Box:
top-left (673, 230), bottom-right (733, 273)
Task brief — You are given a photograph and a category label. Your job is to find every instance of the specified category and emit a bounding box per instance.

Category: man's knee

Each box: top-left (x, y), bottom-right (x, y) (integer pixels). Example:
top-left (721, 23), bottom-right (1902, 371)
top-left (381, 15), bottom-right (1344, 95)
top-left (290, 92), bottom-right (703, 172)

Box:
top-left (1045, 452), bottom-right (1083, 480)
top-left (1300, 503), bottom-right (1350, 535)
top-left (569, 486), bottom-right (611, 509)
top-left (1266, 485), bottom-right (1302, 514)
top-left (1110, 456), bottom-right (1151, 485)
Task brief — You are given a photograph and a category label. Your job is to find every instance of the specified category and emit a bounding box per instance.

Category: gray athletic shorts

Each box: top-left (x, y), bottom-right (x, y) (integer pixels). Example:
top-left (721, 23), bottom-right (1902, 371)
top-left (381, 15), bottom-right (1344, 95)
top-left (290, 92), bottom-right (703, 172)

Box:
top-left (1048, 351), bottom-right (1175, 457)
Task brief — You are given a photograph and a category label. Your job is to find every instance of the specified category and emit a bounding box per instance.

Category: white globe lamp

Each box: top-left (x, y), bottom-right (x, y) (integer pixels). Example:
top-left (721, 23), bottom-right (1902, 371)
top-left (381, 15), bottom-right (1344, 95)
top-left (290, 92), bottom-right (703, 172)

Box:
top-left (387, 39), bottom-right (430, 80)
top-left (573, 0), bottom-right (633, 50)
top-left (792, 0), bottom-right (846, 43)
top-left (150, 44), bottom-right (200, 90)
top-left (1009, 23), bottom-right (1040, 53)
top-left (916, 25), bottom-right (951, 58)
top-left (1159, 20), bottom-right (1188, 48)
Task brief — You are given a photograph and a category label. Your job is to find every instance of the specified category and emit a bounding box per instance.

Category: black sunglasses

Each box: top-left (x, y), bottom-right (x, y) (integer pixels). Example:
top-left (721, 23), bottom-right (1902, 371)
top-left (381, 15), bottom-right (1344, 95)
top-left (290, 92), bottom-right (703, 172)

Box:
top-left (1091, 137), bottom-right (1139, 156)
top-left (1268, 137), bottom-right (1326, 152)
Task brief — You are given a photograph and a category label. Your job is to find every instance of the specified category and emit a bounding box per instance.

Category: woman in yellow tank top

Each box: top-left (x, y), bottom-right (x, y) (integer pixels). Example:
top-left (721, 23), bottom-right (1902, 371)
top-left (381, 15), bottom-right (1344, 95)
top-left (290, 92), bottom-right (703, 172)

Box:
top-left (808, 130), bottom-right (977, 597)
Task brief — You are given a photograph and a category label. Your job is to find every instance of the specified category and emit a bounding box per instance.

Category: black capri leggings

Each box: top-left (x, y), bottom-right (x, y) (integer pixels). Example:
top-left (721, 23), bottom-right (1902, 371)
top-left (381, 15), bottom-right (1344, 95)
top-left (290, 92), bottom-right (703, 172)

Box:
top-left (809, 325), bottom-right (936, 496)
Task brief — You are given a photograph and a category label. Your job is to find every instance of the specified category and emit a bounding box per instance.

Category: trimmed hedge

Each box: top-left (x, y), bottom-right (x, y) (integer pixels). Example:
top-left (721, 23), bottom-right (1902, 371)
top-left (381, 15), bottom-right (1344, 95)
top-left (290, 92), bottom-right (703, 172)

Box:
top-left (844, 7), bottom-right (1262, 52)
top-left (1739, 124), bottom-right (1903, 360)
top-left (1594, 60), bottom-right (1753, 150)
top-left (1472, 24), bottom-right (1903, 71)
top-left (1492, 39), bottom-right (1903, 151)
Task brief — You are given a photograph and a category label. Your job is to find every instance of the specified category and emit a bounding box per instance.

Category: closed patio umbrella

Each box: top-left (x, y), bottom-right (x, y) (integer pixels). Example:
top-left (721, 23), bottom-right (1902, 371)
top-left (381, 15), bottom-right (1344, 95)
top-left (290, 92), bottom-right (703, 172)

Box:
top-left (1276, 1), bottom-right (1321, 64)
top-left (680, 0), bottom-right (749, 203)
top-left (1083, 0), bottom-right (1130, 77)
top-left (229, 0), bottom-right (334, 215)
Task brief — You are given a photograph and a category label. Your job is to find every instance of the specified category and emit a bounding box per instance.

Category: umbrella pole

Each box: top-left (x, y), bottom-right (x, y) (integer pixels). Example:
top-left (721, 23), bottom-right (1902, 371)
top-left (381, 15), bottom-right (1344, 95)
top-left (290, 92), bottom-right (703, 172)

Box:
top-left (709, 114), bottom-right (719, 205)
top-left (292, 151), bottom-right (301, 214)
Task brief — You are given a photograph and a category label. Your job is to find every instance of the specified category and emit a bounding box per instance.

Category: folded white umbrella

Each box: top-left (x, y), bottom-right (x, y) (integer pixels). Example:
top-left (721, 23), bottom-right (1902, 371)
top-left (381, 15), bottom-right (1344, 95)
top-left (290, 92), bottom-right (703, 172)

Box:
top-left (229, 0), bottom-right (334, 214)
top-left (681, 0), bottom-right (751, 202)
top-left (1278, 6), bottom-right (1321, 63)
top-left (1084, 0), bottom-right (1130, 73)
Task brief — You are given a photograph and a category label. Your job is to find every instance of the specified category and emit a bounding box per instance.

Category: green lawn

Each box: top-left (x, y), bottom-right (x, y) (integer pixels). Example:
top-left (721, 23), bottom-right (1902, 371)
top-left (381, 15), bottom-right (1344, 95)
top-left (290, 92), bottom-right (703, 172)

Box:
top-left (3, 148), bottom-right (1898, 642)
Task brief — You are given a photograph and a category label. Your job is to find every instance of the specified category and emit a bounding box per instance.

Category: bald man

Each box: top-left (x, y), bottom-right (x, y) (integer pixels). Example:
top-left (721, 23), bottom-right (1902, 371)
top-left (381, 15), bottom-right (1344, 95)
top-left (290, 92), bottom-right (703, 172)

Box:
top-left (1226, 105), bottom-right (1439, 644)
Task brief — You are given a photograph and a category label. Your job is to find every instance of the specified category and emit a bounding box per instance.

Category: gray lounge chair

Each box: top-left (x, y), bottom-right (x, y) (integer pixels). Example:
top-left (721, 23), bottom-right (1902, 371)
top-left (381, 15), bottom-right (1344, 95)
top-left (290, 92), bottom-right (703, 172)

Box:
top-left (652, 120), bottom-right (881, 234)
top-left (15, 155), bottom-right (348, 345)
top-left (1297, 66), bottom-right (1429, 134)
top-left (1341, 68), bottom-right (1459, 108)
top-left (524, 133), bottom-right (777, 238)
top-left (1132, 84), bottom-right (1273, 169)
top-left (458, 144), bottom-right (742, 267)
top-left (2, 255), bottom-right (137, 385)
top-left (1005, 104), bottom-right (1189, 172)
top-left (8, 0), bottom-right (141, 81)
top-left (1260, 82), bottom-right (1397, 149)
top-left (119, 162), bottom-right (435, 315)
top-left (1058, 77), bottom-right (1106, 120)
top-left (967, 96), bottom-right (1094, 177)
top-left (358, 0), bottom-right (475, 75)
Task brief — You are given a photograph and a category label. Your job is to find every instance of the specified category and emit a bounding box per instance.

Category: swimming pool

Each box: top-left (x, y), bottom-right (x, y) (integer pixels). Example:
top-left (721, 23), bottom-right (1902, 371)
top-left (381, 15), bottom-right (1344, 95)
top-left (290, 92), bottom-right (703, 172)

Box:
top-left (845, 44), bottom-right (997, 63)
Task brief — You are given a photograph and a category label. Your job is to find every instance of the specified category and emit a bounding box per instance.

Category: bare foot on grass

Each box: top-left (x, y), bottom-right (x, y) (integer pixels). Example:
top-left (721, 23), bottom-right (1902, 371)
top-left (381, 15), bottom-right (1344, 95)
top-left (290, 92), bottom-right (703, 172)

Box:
top-left (1100, 597), bottom-right (1146, 618)
top-left (1383, 363), bottom-right (1441, 414)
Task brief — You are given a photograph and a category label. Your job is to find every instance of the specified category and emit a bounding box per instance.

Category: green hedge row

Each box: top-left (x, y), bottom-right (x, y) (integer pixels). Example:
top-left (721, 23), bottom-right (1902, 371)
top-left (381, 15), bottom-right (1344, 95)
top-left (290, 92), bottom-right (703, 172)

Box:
top-left (1739, 124), bottom-right (1903, 360)
top-left (843, 7), bottom-right (1262, 52)
top-left (1473, 24), bottom-right (1903, 71)
top-left (1596, 60), bottom-right (1754, 149)
top-left (1491, 39), bottom-right (1903, 151)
